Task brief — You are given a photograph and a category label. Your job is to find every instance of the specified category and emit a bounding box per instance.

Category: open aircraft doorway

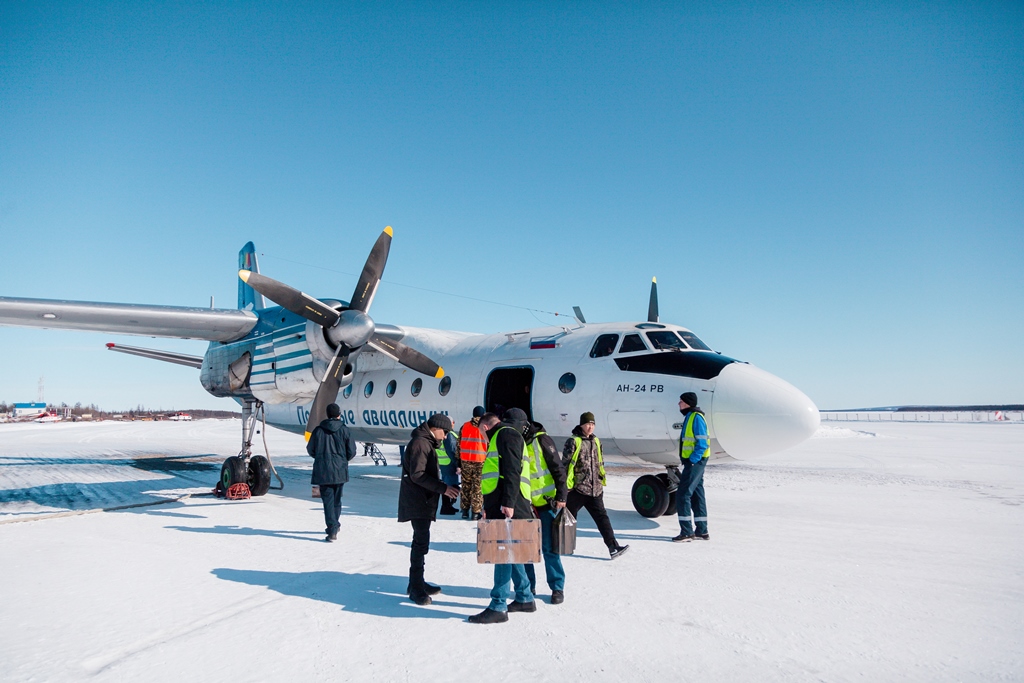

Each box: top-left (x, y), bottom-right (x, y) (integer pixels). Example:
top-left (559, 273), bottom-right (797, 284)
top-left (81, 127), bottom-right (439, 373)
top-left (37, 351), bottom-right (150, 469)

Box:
top-left (485, 366), bottom-right (534, 420)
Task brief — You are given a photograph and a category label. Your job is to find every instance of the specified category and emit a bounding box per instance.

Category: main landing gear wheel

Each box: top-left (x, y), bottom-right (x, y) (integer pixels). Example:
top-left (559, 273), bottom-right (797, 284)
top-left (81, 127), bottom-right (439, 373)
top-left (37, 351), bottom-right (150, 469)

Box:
top-left (247, 455), bottom-right (272, 497)
top-left (631, 474), bottom-right (669, 518)
top-left (220, 456), bottom-right (247, 491)
top-left (657, 472), bottom-right (678, 516)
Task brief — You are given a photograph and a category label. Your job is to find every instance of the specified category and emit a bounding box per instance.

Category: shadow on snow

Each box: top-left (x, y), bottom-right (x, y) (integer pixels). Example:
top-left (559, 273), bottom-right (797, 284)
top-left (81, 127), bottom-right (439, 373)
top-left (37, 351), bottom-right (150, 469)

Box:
top-left (212, 568), bottom-right (488, 619)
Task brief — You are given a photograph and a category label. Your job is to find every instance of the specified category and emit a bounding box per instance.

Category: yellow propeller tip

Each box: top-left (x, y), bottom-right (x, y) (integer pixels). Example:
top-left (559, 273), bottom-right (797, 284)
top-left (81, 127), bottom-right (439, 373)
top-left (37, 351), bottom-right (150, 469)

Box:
top-left (435, 367), bottom-right (445, 379)
top-left (384, 226), bottom-right (393, 236)
top-left (239, 270), bottom-right (251, 282)
top-left (304, 431), bottom-right (312, 442)
top-left (652, 276), bottom-right (657, 283)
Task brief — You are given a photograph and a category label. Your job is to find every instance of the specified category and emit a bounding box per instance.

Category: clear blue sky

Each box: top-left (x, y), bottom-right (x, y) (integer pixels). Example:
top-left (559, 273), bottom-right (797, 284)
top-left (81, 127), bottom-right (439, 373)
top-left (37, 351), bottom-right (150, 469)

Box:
top-left (1, 2), bottom-right (1021, 411)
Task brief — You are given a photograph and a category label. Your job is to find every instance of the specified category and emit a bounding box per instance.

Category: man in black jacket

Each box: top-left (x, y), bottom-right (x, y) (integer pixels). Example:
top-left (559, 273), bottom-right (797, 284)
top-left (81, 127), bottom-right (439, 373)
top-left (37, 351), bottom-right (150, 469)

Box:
top-left (306, 403), bottom-right (357, 543)
top-left (468, 407), bottom-right (537, 624)
top-left (523, 421), bottom-right (569, 604)
top-left (398, 414), bottom-right (460, 606)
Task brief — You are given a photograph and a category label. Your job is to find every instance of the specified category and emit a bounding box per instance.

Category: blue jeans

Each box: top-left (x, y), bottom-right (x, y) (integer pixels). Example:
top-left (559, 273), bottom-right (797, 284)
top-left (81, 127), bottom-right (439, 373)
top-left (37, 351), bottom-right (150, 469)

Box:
top-left (320, 483), bottom-right (344, 535)
top-left (488, 563), bottom-right (534, 611)
top-left (677, 459), bottom-right (708, 535)
top-left (524, 507), bottom-right (565, 592)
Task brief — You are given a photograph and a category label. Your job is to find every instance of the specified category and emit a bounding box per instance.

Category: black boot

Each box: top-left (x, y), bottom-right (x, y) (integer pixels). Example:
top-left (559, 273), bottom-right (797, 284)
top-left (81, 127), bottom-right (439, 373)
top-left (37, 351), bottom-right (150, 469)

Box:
top-left (406, 561), bottom-right (442, 596)
top-left (461, 509), bottom-right (470, 520)
top-left (408, 567), bottom-right (431, 605)
top-left (468, 608), bottom-right (508, 624)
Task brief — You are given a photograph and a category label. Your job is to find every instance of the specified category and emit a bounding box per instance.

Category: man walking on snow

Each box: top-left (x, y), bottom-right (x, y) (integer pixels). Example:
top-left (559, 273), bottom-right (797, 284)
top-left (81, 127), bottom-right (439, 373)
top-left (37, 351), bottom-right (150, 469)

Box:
top-left (563, 412), bottom-right (629, 559)
top-left (306, 403), bottom-right (357, 542)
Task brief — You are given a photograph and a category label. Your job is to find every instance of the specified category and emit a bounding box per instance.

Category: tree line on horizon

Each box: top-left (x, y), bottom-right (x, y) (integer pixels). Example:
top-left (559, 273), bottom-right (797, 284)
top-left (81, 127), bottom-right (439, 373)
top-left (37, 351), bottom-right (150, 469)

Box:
top-left (0, 401), bottom-right (241, 419)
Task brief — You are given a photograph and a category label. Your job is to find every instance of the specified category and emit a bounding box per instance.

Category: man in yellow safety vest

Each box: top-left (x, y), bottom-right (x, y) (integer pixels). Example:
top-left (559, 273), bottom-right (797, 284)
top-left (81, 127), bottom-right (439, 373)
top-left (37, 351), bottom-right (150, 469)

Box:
top-left (523, 420), bottom-right (568, 604)
top-left (468, 407), bottom-right (537, 624)
top-left (563, 412), bottom-right (629, 559)
top-left (673, 392), bottom-right (710, 542)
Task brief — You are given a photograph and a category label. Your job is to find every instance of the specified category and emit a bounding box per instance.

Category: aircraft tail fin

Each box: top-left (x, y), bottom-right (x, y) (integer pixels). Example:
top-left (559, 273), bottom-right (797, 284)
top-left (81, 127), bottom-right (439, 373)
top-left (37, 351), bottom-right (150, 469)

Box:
top-left (238, 242), bottom-right (266, 310)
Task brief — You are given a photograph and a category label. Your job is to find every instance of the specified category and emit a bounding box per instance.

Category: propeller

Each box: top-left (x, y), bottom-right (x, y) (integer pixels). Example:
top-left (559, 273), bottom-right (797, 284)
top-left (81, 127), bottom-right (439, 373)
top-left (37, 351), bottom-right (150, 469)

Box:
top-left (648, 277), bottom-right (659, 323)
top-left (238, 226), bottom-right (445, 439)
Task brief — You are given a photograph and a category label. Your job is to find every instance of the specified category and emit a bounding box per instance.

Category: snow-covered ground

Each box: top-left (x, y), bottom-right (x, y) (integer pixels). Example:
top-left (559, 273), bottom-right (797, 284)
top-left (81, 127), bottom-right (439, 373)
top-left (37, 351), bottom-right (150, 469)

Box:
top-left (1, 420), bottom-right (1021, 681)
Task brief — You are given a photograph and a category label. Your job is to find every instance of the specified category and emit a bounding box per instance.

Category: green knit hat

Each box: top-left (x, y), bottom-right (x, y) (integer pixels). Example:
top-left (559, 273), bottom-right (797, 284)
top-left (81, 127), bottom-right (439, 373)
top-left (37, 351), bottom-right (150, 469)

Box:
top-left (579, 412), bottom-right (596, 425)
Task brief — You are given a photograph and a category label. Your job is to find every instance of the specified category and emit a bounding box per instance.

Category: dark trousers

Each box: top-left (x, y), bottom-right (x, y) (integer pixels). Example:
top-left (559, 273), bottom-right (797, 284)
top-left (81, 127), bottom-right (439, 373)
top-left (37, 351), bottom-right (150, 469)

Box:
top-left (567, 490), bottom-right (618, 549)
top-left (410, 518), bottom-right (432, 570)
top-left (320, 483), bottom-right (344, 535)
top-left (677, 459), bottom-right (708, 535)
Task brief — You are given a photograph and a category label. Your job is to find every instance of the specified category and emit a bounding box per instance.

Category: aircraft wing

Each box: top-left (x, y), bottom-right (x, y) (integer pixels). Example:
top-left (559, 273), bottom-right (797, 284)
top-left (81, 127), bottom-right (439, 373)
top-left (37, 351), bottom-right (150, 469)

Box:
top-left (0, 297), bottom-right (258, 342)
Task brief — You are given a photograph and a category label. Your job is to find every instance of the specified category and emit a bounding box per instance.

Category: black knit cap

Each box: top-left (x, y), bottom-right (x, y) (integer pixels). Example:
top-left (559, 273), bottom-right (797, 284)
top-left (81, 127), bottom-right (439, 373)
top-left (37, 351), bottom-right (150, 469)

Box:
top-left (427, 413), bottom-right (452, 431)
top-left (326, 403), bottom-right (341, 418)
top-left (472, 405), bottom-right (485, 418)
top-left (679, 392), bottom-right (698, 408)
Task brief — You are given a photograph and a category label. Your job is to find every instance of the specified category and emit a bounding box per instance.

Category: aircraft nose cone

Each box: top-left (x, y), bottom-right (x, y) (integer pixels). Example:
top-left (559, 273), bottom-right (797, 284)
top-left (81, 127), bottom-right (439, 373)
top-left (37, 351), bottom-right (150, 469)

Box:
top-left (710, 362), bottom-right (819, 458)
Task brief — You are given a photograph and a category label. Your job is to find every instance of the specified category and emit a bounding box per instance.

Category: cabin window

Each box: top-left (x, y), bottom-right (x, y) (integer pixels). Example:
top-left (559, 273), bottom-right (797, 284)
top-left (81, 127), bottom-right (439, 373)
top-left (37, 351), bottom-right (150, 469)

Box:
top-left (363, 381), bottom-right (374, 398)
top-left (678, 330), bottom-right (711, 351)
top-left (646, 331), bottom-right (688, 351)
top-left (386, 380), bottom-right (397, 398)
top-left (343, 384), bottom-right (353, 399)
top-left (558, 372), bottom-right (576, 394)
top-left (614, 351), bottom-right (736, 380)
top-left (438, 376), bottom-right (452, 396)
top-left (619, 334), bottom-right (647, 353)
top-left (589, 334), bottom-right (619, 358)
top-left (410, 378), bottom-right (422, 397)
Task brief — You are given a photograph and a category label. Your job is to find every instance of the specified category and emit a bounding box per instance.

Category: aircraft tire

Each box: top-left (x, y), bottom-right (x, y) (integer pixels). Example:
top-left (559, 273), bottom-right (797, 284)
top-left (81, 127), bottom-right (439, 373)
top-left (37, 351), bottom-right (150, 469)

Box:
top-left (247, 455), bottom-right (272, 497)
top-left (220, 456), bottom-right (247, 491)
top-left (656, 473), bottom-right (678, 516)
top-left (631, 474), bottom-right (669, 518)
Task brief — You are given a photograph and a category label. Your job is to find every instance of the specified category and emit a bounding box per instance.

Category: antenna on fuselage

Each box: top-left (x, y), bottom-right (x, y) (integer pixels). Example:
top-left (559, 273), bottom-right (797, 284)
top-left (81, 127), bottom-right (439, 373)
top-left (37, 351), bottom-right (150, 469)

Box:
top-left (572, 306), bottom-right (587, 324)
top-left (648, 277), bottom-right (659, 323)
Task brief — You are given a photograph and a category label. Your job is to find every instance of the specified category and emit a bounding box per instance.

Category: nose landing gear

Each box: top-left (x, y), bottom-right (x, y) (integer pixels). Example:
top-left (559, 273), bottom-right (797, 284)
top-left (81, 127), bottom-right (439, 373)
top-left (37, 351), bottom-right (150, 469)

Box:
top-left (631, 467), bottom-right (680, 518)
top-left (218, 399), bottom-right (283, 497)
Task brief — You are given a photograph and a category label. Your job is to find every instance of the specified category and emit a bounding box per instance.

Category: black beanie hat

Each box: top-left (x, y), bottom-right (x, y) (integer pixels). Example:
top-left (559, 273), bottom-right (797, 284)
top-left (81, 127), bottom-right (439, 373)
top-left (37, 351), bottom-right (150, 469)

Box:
top-left (679, 392), bottom-right (698, 408)
top-left (427, 413), bottom-right (452, 431)
top-left (472, 405), bottom-right (485, 418)
top-left (326, 403), bottom-right (341, 418)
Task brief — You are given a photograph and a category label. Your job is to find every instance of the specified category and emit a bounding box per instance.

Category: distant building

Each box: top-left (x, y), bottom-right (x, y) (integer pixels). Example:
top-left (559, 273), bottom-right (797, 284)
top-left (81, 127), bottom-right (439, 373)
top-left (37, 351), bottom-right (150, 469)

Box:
top-left (13, 402), bottom-right (47, 418)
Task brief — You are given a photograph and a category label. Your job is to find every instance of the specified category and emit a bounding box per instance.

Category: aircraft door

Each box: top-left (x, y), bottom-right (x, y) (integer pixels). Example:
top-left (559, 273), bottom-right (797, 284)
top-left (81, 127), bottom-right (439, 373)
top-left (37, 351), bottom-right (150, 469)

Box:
top-left (484, 366), bottom-right (534, 421)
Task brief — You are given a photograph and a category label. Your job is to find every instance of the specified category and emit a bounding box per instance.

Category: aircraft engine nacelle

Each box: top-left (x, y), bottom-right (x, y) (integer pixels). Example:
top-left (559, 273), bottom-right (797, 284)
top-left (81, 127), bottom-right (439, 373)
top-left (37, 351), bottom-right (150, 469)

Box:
top-left (200, 344), bottom-right (255, 398)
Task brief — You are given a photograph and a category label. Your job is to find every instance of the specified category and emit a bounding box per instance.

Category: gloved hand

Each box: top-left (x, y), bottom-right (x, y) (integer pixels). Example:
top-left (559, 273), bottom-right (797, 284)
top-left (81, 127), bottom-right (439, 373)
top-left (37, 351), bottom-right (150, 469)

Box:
top-left (689, 454), bottom-right (702, 464)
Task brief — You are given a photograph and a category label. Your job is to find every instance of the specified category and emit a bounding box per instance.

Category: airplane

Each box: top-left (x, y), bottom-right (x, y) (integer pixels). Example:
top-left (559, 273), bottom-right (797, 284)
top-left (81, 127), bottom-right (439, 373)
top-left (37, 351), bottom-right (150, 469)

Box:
top-left (0, 227), bottom-right (819, 517)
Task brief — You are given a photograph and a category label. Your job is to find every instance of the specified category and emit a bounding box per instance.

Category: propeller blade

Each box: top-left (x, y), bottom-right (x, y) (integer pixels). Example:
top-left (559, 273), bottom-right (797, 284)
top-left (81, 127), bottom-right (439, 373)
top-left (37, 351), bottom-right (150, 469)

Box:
top-left (349, 226), bottom-right (393, 313)
top-left (648, 277), bottom-right (659, 323)
top-left (367, 334), bottom-right (444, 378)
top-left (239, 270), bottom-right (340, 327)
top-left (304, 349), bottom-right (351, 440)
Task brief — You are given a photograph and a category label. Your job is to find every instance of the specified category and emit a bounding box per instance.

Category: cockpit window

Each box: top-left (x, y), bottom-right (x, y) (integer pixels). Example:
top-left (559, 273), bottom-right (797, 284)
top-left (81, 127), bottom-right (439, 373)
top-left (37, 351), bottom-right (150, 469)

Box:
top-left (678, 330), bottom-right (711, 351)
top-left (590, 334), bottom-right (619, 358)
top-left (619, 334), bottom-right (647, 353)
top-left (646, 331), bottom-right (688, 351)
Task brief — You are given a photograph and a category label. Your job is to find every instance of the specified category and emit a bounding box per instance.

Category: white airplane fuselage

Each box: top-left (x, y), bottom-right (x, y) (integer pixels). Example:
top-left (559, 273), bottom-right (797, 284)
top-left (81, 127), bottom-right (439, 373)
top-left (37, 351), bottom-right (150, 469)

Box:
top-left (238, 319), bottom-right (819, 464)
